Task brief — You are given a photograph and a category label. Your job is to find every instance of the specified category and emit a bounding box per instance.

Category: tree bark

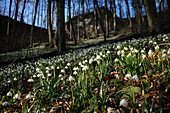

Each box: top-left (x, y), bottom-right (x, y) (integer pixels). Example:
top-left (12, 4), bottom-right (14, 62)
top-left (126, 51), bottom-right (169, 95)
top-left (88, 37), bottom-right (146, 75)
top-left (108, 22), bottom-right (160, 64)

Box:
top-left (30, 0), bottom-right (39, 47)
top-left (7, 0), bottom-right (12, 36)
top-left (134, 0), bottom-right (141, 34)
top-left (105, 0), bottom-right (109, 37)
top-left (51, 1), bottom-right (55, 29)
top-left (20, 0), bottom-right (26, 23)
top-left (144, 0), bottom-right (158, 33)
top-left (93, 0), bottom-right (98, 36)
top-left (3, 0), bottom-right (6, 15)
top-left (47, 0), bottom-right (52, 45)
top-left (118, 0), bottom-right (122, 18)
top-left (81, 0), bottom-right (87, 39)
top-left (95, 0), bottom-right (106, 41)
top-left (57, 0), bottom-right (66, 53)
top-left (113, 0), bottom-right (117, 33)
top-left (68, 0), bottom-right (77, 44)
top-left (11, 0), bottom-right (20, 48)
top-left (125, 0), bottom-right (133, 33)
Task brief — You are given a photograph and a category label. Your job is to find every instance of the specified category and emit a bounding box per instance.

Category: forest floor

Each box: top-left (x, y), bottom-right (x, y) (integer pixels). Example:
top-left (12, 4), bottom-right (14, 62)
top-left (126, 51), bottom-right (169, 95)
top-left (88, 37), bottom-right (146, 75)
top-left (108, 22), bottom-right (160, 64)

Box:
top-left (0, 32), bottom-right (126, 66)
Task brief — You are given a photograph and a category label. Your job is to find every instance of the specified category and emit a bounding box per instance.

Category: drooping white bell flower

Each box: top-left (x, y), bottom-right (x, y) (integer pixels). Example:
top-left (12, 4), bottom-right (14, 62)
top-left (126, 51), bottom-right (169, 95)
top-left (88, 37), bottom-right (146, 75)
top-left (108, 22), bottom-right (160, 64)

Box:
top-left (119, 99), bottom-right (128, 106)
top-left (7, 91), bottom-right (12, 97)
top-left (26, 94), bottom-right (32, 100)
top-left (132, 75), bottom-right (139, 81)
top-left (2, 101), bottom-right (9, 106)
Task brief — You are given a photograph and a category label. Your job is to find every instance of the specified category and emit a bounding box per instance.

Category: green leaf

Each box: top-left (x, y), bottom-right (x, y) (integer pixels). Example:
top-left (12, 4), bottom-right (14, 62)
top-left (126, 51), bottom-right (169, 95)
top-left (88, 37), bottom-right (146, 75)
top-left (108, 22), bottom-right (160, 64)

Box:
top-left (150, 94), bottom-right (157, 112)
top-left (159, 94), bottom-right (162, 113)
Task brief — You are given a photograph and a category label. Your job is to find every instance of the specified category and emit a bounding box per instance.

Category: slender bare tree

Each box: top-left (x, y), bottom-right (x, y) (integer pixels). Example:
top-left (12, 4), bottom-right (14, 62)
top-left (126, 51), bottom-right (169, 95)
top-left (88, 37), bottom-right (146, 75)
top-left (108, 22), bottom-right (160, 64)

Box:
top-left (125, 0), bottom-right (132, 33)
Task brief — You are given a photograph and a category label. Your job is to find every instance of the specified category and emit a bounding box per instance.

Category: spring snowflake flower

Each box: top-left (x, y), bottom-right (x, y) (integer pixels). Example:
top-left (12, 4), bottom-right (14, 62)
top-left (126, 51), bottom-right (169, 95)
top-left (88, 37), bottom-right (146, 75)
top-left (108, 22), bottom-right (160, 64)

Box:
top-left (61, 69), bottom-right (65, 73)
top-left (114, 74), bottom-right (119, 79)
top-left (27, 78), bottom-right (34, 82)
top-left (117, 45), bottom-right (121, 49)
top-left (69, 76), bottom-right (74, 81)
top-left (162, 54), bottom-right (168, 58)
top-left (107, 51), bottom-right (111, 54)
top-left (148, 49), bottom-right (153, 55)
top-left (26, 94), bottom-right (32, 100)
top-left (119, 99), bottom-right (128, 106)
top-left (89, 58), bottom-right (94, 64)
top-left (114, 58), bottom-right (119, 62)
top-left (155, 45), bottom-right (159, 51)
top-left (65, 66), bottom-right (68, 69)
top-left (73, 67), bottom-right (80, 71)
top-left (13, 94), bottom-right (20, 99)
top-left (13, 77), bottom-right (17, 81)
top-left (132, 75), bottom-right (139, 81)
top-left (2, 101), bottom-right (9, 106)
top-left (96, 55), bottom-right (102, 60)
top-left (127, 53), bottom-right (132, 57)
top-left (162, 49), bottom-right (167, 53)
top-left (141, 50), bottom-right (145, 53)
top-left (73, 71), bottom-right (78, 75)
top-left (45, 67), bottom-right (50, 70)
top-left (57, 66), bottom-right (60, 69)
top-left (82, 66), bottom-right (89, 71)
top-left (125, 74), bottom-right (131, 79)
top-left (7, 91), bottom-right (12, 97)
top-left (67, 63), bottom-right (71, 66)
top-left (117, 51), bottom-right (121, 55)
top-left (124, 47), bottom-right (128, 51)
top-left (51, 65), bottom-right (55, 69)
top-left (47, 73), bottom-right (52, 77)
top-left (142, 54), bottom-right (146, 59)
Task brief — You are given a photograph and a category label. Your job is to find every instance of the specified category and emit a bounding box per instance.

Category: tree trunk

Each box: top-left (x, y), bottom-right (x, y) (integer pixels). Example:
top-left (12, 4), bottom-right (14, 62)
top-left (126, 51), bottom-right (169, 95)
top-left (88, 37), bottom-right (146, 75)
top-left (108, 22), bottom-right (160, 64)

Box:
top-left (134, 0), bottom-right (141, 34)
top-left (47, 0), bottom-right (52, 45)
top-left (93, 0), bottom-right (98, 36)
top-left (144, 0), bottom-right (158, 33)
top-left (77, 0), bottom-right (80, 41)
top-left (7, 0), bottom-right (12, 36)
top-left (167, 0), bottom-right (170, 13)
top-left (118, 0), bottom-right (122, 18)
top-left (11, 0), bottom-right (20, 48)
top-left (57, 0), bottom-right (66, 53)
top-left (68, 0), bottom-right (77, 44)
top-left (51, 1), bottom-right (55, 29)
top-left (113, 0), bottom-right (117, 33)
top-left (95, 0), bottom-right (106, 41)
top-left (3, 0), bottom-right (6, 15)
top-left (81, 0), bottom-right (87, 39)
top-left (20, 0), bottom-right (26, 23)
top-left (30, 0), bottom-right (39, 47)
top-left (125, 0), bottom-right (133, 33)
top-left (105, 0), bottom-right (109, 37)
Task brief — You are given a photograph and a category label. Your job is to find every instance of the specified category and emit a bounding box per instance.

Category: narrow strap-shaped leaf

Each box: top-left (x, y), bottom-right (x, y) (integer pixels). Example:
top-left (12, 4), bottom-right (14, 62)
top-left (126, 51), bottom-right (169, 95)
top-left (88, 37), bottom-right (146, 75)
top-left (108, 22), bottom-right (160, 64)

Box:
top-left (150, 94), bottom-right (157, 112)
top-left (159, 94), bottom-right (162, 113)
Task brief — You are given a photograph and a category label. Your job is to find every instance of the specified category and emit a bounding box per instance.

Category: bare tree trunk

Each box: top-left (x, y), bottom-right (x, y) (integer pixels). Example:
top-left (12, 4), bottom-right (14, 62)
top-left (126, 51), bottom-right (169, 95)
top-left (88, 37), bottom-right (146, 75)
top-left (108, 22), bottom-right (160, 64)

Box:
top-left (20, 0), bottom-right (26, 23)
top-left (30, 0), bottom-right (39, 47)
top-left (53, 1), bottom-right (58, 48)
top-left (113, 0), bottom-right (117, 33)
top-left (118, 0), bottom-right (122, 18)
top-left (82, 0), bottom-right (87, 39)
top-left (7, 0), bottom-right (12, 36)
top-left (95, 0), bottom-right (106, 41)
top-left (144, 0), bottom-right (158, 33)
top-left (77, 0), bottom-right (80, 41)
top-left (72, 0), bottom-right (75, 16)
top-left (105, 0), bottom-right (109, 37)
top-left (11, 0), bottom-right (20, 48)
top-left (68, 0), bottom-right (77, 44)
top-left (93, 0), bottom-right (98, 36)
top-left (3, 0), bottom-right (6, 15)
top-left (47, 0), bottom-right (52, 45)
top-left (134, 0), bottom-right (141, 34)
top-left (58, 0), bottom-right (66, 53)
top-left (125, 0), bottom-right (133, 33)
top-left (51, 1), bottom-right (55, 29)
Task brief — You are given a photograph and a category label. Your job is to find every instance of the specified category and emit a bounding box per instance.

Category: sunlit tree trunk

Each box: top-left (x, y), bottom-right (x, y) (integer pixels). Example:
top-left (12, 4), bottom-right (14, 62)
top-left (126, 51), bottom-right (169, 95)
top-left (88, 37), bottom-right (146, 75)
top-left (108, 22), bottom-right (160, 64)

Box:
top-left (68, 0), bottom-right (77, 44)
top-left (125, 0), bottom-right (133, 33)
top-left (105, 0), bottom-right (109, 37)
top-left (47, 0), bottom-right (52, 45)
top-left (51, 1), bottom-right (55, 29)
top-left (81, 0), bottom-right (87, 39)
top-left (54, 1), bottom-right (58, 48)
top-left (118, 0), bottom-right (122, 18)
top-left (134, 0), bottom-right (141, 34)
top-left (30, 0), bottom-right (39, 47)
top-left (77, 0), bottom-right (80, 41)
top-left (113, 0), bottom-right (117, 33)
top-left (93, 0), bottom-right (98, 36)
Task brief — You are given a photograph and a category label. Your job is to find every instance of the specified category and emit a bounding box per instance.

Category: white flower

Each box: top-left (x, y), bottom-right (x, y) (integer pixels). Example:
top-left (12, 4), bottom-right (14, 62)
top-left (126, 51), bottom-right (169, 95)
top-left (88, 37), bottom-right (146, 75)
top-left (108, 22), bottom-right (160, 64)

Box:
top-left (117, 45), bottom-right (121, 49)
top-left (2, 101), bottom-right (9, 106)
top-left (57, 66), bottom-right (60, 69)
top-left (141, 50), bottom-right (145, 53)
top-left (132, 75), bottom-right (139, 81)
top-left (162, 49), bottom-right (167, 53)
top-left (61, 69), bottom-right (65, 73)
top-left (155, 45), bottom-right (159, 50)
top-left (13, 94), bottom-right (20, 99)
top-left (119, 99), bottom-right (128, 106)
top-left (142, 54), bottom-right (146, 59)
top-left (114, 74), bottom-right (119, 79)
top-left (124, 47), bottom-right (128, 51)
top-left (73, 67), bottom-right (80, 71)
top-left (51, 65), bottom-right (55, 69)
top-left (26, 94), bottom-right (32, 100)
top-left (33, 75), bottom-right (36, 78)
top-left (127, 53), bottom-right (132, 57)
top-left (27, 78), bottom-right (34, 82)
top-left (117, 51), bottom-right (121, 55)
top-left (65, 66), bottom-right (68, 69)
top-left (125, 74), bottom-right (131, 79)
top-left (69, 76), bottom-right (74, 81)
top-left (107, 51), bottom-right (111, 54)
top-left (96, 55), bottom-right (102, 60)
top-left (82, 66), bottom-right (89, 71)
top-left (148, 49), bottom-right (153, 55)
top-left (89, 58), bottom-right (94, 64)
top-left (45, 67), bottom-right (50, 70)
top-left (7, 91), bottom-right (12, 97)
top-left (114, 58), bottom-right (119, 62)
top-left (59, 74), bottom-right (63, 77)
top-left (13, 77), bottom-right (17, 81)
top-left (67, 63), bottom-right (71, 66)
top-left (162, 54), bottom-right (168, 58)
top-left (47, 73), bottom-right (52, 77)
top-left (121, 50), bottom-right (125, 54)
top-left (73, 71), bottom-right (78, 75)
